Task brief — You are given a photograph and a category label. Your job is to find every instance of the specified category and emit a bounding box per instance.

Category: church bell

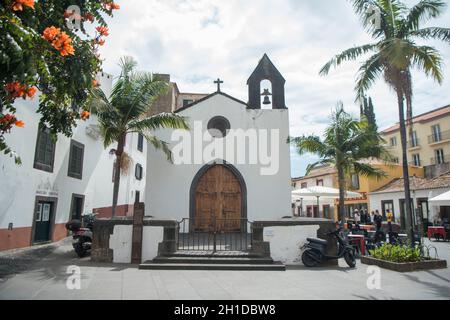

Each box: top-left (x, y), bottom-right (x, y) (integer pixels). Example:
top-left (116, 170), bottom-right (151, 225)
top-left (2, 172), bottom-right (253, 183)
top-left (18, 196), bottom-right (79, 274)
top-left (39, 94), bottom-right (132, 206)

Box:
top-left (261, 88), bottom-right (272, 105)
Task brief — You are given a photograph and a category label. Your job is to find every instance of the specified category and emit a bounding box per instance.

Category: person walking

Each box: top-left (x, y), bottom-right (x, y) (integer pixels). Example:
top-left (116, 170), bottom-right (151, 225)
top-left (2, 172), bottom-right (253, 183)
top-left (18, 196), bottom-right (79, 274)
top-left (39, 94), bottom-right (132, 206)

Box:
top-left (374, 210), bottom-right (382, 232)
top-left (387, 209), bottom-right (394, 233)
top-left (354, 209), bottom-right (361, 225)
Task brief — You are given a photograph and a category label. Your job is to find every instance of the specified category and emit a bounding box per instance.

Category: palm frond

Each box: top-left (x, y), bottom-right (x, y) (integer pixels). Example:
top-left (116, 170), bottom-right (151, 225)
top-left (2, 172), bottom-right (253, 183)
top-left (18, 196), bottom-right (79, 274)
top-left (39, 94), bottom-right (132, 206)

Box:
top-left (411, 45), bottom-right (444, 83)
top-left (405, 0), bottom-right (446, 31)
top-left (355, 53), bottom-right (382, 100)
top-left (145, 134), bottom-right (173, 163)
top-left (128, 112), bottom-right (189, 133)
top-left (319, 43), bottom-right (377, 76)
top-left (410, 27), bottom-right (450, 42)
top-left (353, 161), bottom-right (387, 179)
top-left (291, 135), bottom-right (328, 156)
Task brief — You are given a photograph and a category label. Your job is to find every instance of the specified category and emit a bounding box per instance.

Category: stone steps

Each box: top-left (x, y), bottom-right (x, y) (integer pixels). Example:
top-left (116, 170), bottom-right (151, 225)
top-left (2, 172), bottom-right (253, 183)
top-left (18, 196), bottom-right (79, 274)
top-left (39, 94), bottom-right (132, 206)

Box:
top-left (152, 256), bottom-right (274, 265)
top-left (139, 261), bottom-right (286, 271)
top-left (138, 251), bottom-right (286, 271)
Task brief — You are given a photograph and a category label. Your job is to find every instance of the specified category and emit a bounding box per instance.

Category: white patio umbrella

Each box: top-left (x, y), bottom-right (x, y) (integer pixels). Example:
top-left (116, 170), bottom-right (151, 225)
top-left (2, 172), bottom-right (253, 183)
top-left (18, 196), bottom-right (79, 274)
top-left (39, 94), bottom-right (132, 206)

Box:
top-left (429, 190), bottom-right (450, 207)
top-left (292, 186), bottom-right (363, 218)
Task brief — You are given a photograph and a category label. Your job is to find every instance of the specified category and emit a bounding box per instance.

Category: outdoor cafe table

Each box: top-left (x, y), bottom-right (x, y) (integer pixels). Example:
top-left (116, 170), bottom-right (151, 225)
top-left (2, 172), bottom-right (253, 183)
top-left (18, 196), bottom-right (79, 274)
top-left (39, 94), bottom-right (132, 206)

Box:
top-left (427, 226), bottom-right (447, 240)
top-left (348, 234), bottom-right (366, 256)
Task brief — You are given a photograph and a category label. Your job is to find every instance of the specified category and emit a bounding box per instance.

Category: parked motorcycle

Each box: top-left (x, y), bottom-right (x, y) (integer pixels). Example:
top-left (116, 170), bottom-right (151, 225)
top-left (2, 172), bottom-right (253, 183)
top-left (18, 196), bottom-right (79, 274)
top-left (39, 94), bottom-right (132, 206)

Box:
top-left (301, 228), bottom-right (356, 268)
top-left (65, 219), bottom-right (93, 258)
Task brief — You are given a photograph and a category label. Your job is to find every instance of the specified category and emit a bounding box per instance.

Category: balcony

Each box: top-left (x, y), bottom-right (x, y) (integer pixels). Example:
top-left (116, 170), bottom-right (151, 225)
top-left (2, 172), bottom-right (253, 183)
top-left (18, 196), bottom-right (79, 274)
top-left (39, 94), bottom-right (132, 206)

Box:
top-left (430, 155), bottom-right (450, 165)
top-left (407, 139), bottom-right (421, 149)
top-left (408, 161), bottom-right (421, 167)
top-left (428, 130), bottom-right (450, 145)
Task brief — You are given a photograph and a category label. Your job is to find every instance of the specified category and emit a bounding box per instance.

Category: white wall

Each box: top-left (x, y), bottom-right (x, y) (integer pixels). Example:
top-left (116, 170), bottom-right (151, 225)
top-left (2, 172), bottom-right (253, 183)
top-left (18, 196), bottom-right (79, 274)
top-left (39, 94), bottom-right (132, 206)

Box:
top-left (264, 225), bottom-right (319, 264)
top-left (0, 73), bottom-right (146, 233)
top-left (109, 225), bottom-right (164, 263)
top-left (145, 93), bottom-right (292, 222)
top-left (369, 188), bottom-right (449, 224)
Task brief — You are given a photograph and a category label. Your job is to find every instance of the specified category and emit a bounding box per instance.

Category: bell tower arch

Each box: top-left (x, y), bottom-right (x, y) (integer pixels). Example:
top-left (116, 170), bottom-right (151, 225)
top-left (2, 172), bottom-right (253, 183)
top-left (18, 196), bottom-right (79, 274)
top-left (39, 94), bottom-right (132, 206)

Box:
top-left (247, 54), bottom-right (287, 110)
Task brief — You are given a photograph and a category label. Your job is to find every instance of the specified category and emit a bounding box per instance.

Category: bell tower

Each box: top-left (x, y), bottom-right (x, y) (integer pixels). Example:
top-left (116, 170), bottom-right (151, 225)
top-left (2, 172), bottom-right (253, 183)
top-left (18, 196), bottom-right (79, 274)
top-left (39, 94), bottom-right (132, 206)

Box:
top-left (247, 54), bottom-right (286, 110)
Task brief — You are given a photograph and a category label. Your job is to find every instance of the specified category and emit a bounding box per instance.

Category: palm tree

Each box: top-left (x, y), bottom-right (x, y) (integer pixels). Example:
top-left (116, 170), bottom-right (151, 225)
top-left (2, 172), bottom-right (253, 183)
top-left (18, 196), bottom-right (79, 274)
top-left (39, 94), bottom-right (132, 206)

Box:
top-left (320, 0), bottom-right (450, 243)
top-left (291, 103), bottom-right (388, 223)
top-left (90, 56), bottom-right (189, 217)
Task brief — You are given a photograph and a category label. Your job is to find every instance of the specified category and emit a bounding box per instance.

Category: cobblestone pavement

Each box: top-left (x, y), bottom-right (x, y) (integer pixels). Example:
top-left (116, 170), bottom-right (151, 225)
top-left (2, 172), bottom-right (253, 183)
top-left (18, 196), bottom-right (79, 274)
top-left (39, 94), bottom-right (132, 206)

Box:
top-left (0, 238), bottom-right (449, 300)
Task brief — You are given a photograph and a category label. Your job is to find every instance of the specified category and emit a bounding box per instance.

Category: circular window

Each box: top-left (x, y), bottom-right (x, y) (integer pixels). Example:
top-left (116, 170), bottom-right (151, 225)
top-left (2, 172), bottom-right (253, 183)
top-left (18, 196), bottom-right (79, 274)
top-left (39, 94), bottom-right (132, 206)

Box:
top-left (207, 116), bottom-right (230, 138)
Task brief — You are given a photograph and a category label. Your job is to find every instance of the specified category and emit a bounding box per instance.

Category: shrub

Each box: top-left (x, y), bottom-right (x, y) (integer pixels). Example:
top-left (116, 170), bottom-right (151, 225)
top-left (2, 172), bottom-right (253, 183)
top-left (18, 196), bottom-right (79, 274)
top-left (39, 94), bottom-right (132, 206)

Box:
top-left (369, 244), bottom-right (423, 263)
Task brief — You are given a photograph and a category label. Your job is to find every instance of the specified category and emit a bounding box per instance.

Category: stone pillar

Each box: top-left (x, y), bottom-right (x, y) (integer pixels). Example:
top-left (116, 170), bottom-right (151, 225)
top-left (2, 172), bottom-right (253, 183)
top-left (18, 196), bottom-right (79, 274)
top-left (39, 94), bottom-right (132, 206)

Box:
top-left (157, 223), bottom-right (178, 256)
top-left (91, 220), bottom-right (114, 262)
top-left (131, 202), bottom-right (144, 264)
top-left (250, 223), bottom-right (271, 257)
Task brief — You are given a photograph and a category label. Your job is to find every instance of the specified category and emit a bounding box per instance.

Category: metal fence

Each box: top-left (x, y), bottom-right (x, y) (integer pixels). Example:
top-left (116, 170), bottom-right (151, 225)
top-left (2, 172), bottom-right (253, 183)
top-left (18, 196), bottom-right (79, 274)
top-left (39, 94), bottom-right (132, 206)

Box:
top-left (177, 218), bottom-right (253, 252)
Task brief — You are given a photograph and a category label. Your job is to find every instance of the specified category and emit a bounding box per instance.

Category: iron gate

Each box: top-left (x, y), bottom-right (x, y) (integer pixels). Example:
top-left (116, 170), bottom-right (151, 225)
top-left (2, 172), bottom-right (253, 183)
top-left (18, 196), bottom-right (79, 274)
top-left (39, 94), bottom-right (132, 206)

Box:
top-left (177, 218), bottom-right (253, 252)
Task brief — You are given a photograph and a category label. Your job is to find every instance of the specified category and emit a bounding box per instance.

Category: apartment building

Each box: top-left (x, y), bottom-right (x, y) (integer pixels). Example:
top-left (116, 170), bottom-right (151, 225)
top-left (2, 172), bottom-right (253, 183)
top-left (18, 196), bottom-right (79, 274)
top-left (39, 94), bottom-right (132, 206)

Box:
top-left (381, 104), bottom-right (450, 177)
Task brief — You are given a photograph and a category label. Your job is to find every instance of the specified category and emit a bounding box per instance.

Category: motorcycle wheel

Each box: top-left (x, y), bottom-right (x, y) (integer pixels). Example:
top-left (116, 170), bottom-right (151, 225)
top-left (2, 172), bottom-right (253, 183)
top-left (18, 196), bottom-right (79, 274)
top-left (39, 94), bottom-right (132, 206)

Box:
top-left (301, 250), bottom-right (320, 267)
top-left (344, 250), bottom-right (356, 268)
top-left (74, 242), bottom-right (87, 258)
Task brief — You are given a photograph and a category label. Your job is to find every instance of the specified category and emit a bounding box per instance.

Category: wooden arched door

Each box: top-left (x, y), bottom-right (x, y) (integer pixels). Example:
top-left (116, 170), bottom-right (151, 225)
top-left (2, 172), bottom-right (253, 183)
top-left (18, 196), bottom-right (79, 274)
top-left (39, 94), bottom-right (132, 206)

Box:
top-left (194, 165), bottom-right (243, 232)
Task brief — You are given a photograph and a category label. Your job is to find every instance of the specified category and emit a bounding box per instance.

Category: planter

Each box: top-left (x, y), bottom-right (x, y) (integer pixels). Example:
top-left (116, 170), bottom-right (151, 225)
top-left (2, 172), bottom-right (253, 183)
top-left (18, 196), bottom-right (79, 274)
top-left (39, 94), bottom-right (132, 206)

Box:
top-left (361, 256), bottom-right (447, 272)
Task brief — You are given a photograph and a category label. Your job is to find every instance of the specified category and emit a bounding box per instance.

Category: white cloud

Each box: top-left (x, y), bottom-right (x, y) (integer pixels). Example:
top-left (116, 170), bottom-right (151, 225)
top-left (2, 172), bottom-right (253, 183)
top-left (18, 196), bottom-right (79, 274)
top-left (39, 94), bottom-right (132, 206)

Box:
top-left (98, 0), bottom-right (450, 176)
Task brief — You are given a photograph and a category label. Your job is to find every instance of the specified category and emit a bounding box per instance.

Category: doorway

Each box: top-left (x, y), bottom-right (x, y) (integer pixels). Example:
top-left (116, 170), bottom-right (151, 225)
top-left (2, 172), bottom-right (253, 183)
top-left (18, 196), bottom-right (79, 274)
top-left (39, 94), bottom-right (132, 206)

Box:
top-left (70, 194), bottom-right (85, 221)
top-left (33, 198), bottom-right (56, 243)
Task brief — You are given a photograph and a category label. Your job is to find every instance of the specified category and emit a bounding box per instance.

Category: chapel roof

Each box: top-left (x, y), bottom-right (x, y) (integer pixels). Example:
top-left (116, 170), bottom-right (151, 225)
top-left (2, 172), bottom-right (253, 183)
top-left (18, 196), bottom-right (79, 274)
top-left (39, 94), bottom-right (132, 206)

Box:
top-left (174, 91), bottom-right (248, 113)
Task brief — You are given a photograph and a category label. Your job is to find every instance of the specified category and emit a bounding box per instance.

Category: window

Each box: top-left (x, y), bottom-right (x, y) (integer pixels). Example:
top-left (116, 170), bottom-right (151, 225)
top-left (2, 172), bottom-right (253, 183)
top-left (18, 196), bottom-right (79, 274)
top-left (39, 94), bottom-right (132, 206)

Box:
top-left (316, 179), bottom-right (324, 186)
top-left (410, 131), bottom-right (419, 147)
top-left (137, 133), bottom-right (144, 152)
top-left (412, 154), bottom-right (421, 166)
top-left (183, 99), bottom-right (194, 107)
top-left (68, 140), bottom-right (84, 179)
top-left (435, 149), bottom-right (445, 164)
top-left (393, 157), bottom-right (399, 164)
top-left (34, 128), bottom-right (56, 172)
top-left (135, 190), bottom-right (141, 204)
top-left (351, 174), bottom-right (360, 190)
top-left (390, 137), bottom-right (397, 147)
top-left (431, 124), bottom-right (441, 142)
top-left (301, 182), bottom-right (308, 189)
top-left (135, 163), bottom-right (143, 180)
top-left (207, 116), bottom-right (230, 138)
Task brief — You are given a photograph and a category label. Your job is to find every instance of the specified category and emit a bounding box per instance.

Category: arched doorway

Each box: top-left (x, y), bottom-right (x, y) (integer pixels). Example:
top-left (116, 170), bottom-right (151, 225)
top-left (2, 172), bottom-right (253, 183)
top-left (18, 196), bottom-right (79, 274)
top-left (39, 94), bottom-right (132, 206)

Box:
top-left (190, 163), bottom-right (246, 232)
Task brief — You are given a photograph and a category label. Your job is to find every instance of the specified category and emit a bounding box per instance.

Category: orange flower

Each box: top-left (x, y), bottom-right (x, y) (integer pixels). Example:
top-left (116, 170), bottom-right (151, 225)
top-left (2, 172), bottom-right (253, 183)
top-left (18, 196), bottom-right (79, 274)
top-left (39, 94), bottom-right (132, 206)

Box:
top-left (14, 120), bottom-right (25, 128)
top-left (96, 26), bottom-right (109, 37)
top-left (80, 111), bottom-right (90, 120)
top-left (42, 27), bottom-right (75, 56)
top-left (27, 86), bottom-right (37, 98)
top-left (11, 0), bottom-right (35, 11)
top-left (96, 38), bottom-right (105, 46)
top-left (103, 2), bottom-right (120, 10)
top-left (4, 82), bottom-right (36, 99)
top-left (92, 79), bottom-right (98, 87)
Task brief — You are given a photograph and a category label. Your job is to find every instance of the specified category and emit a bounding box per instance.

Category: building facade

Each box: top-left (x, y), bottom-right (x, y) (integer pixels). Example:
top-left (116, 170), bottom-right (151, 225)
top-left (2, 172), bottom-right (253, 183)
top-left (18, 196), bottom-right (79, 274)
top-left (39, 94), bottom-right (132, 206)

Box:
top-left (381, 104), bottom-right (450, 177)
top-left (145, 55), bottom-right (292, 224)
top-left (369, 172), bottom-right (450, 229)
top-left (0, 74), bottom-right (146, 251)
top-left (292, 161), bottom-right (424, 220)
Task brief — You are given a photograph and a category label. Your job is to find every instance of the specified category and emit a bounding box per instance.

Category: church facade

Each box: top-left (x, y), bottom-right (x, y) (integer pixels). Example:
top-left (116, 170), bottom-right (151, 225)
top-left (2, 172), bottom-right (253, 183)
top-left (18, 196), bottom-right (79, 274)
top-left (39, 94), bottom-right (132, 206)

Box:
top-left (145, 55), bottom-right (292, 225)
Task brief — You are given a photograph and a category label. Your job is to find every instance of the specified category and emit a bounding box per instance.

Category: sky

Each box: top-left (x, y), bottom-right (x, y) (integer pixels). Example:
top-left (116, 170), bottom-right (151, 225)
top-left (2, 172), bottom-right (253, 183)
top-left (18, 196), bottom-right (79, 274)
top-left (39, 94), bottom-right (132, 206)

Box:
top-left (97, 0), bottom-right (450, 177)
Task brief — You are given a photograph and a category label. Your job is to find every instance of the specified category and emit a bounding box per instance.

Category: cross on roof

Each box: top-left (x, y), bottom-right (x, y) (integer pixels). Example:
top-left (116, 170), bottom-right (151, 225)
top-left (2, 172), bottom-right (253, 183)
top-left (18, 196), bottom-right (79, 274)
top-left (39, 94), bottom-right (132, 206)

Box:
top-left (214, 78), bottom-right (223, 92)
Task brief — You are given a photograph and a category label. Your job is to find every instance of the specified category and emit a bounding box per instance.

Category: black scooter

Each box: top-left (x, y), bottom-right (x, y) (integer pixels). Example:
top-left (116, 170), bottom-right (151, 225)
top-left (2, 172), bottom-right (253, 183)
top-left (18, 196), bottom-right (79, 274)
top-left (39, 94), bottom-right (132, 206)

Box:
top-left (65, 220), bottom-right (93, 257)
top-left (301, 228), bottom-right (356, 268)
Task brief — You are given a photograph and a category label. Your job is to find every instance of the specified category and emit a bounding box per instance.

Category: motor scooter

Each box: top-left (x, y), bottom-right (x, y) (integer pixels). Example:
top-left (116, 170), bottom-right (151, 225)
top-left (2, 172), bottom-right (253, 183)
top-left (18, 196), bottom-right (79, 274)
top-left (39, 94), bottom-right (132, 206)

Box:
top-left (301, 228), bottom-right (356, 268)
top-left (65, 220), bottom-right (92, 257)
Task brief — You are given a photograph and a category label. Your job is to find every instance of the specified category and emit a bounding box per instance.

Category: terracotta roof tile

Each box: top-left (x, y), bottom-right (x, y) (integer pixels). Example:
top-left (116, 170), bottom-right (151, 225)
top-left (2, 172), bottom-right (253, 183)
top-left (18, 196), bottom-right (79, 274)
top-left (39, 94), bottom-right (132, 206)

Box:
top-left (381, 104), bottom-right (450, 134)
top-left (371, 171), bottom-right (450, 193)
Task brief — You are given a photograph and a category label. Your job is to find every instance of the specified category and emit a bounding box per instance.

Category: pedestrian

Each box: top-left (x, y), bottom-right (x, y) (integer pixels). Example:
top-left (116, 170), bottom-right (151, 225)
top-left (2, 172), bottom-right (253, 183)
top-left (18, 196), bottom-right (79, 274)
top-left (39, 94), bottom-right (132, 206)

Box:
top-left (387, 209), bottom-right (394, 233)
top-left (374, 210), bottom-right (382, 231)
top-left (354, 209), bottom-right (361, 225)
top-left (361, 209), bottom-right (367, 224)
top-left (367, 211), bottom-right (373, 224)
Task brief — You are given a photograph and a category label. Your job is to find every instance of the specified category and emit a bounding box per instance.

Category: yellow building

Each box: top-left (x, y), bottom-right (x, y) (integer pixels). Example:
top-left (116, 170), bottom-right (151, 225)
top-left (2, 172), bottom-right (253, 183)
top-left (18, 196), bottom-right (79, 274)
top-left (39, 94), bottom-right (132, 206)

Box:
top-left (292, 161), bottom-right (424, 221)
top-left (381, 104), bottom-right (450, 169)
